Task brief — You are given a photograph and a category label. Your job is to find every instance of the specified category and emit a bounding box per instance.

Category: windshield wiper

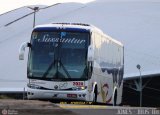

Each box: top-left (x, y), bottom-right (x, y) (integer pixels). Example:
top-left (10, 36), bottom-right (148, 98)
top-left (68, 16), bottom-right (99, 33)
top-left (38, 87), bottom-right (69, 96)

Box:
top-left (59, 60), bottom-right (71, 78)
top-left (42, 59), bottom-right (56, 78)
top-left (42, 59), bottom-right (71, 79)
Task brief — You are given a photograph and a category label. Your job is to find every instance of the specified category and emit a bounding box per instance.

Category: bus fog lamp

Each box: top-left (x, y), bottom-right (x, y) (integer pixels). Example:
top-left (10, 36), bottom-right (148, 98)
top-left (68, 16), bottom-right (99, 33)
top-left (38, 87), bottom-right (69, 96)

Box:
top-left (82, 94), bottom-right (86, 97)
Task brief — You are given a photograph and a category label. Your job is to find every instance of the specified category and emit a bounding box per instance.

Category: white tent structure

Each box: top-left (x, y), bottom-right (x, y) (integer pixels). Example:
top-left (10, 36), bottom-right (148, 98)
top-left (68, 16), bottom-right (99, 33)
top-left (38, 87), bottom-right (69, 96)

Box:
top-left (0, 0), bottom-right (160, 88)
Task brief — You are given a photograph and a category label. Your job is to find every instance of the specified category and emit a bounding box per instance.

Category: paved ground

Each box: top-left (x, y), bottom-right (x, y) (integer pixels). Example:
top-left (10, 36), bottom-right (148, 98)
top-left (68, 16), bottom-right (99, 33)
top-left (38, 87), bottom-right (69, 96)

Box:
top-left (59, 104), bottom-right (160, 115)
top-left (0, 99), bottom-right (159, 115)
top-left (0, 99), bottom-right (77, 115)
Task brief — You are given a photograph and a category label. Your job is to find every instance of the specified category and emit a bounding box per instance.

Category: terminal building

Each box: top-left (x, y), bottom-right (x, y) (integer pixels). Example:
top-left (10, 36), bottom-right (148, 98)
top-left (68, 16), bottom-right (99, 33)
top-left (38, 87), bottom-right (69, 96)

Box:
top-left (123, 75), bottom-right (160, 107)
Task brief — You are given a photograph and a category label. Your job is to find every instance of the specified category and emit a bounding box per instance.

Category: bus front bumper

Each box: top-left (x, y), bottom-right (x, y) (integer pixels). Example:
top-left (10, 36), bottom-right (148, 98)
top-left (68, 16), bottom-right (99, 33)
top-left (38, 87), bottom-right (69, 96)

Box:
top-left (27, 88), bottom-right (88, 101)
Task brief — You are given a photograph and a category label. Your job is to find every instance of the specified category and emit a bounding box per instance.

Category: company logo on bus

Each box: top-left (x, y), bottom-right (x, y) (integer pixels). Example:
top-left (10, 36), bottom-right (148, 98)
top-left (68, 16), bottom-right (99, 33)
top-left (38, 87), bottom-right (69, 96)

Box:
top-left (73, 82), bottom-right (84, 86)
top-left (54, 85), bottom-right (58, 89)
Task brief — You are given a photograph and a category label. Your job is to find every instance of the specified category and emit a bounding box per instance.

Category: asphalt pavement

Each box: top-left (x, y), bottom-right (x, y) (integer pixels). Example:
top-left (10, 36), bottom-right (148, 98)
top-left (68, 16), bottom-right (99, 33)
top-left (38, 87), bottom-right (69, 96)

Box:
top-left (0, 99), bottom-right (159, 115)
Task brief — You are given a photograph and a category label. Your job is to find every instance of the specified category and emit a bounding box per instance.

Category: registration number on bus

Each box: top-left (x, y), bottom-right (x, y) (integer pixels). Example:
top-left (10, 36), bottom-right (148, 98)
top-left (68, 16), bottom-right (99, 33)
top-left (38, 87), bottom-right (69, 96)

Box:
top-left (73, 82), bottom-right (84, 86)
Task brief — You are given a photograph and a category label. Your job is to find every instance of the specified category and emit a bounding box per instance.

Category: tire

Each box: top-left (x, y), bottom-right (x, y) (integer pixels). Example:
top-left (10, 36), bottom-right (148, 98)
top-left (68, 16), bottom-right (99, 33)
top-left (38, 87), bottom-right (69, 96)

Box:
top-left (93, 87), bottom-right (97, 104)
top-left (113, 90), bottom-right (117, 106)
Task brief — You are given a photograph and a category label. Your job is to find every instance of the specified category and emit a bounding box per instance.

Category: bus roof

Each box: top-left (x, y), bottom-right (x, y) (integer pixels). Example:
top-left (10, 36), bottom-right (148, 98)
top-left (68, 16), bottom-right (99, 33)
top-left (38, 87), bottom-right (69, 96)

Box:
top-left (34, 23), bottom-right (123, 46)
top-left (34, 23), bottom-right (91, 32)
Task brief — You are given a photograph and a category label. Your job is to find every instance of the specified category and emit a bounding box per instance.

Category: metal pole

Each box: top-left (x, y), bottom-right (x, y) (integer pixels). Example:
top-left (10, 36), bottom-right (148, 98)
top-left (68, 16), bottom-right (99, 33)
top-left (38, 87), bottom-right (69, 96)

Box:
top-left (23, 87), bottom-right (25, 100)
top-left (28, 7), bottom-right (39, 28)
top-left (33, 11), bottom-right (36, 28)
top-left (139, 69), bottom-right (142, 107)
top-left (137, 64), bottom-right (142, 107)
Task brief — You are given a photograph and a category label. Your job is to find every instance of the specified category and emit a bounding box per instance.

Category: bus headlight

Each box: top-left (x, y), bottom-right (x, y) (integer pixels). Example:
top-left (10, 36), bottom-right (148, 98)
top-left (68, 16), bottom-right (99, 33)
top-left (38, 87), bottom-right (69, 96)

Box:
top-left (81, 86), bottom-right (85, 90)
top-left (27, 84), bottom-right (41, 89)
top-left (72, 86), bottom-right (87, 90)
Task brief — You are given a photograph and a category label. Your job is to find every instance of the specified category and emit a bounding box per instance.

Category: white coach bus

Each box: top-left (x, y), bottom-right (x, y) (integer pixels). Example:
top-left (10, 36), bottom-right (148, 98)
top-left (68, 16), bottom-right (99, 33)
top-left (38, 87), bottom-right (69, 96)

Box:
top-left (19, 23), bottom-right (124, 105)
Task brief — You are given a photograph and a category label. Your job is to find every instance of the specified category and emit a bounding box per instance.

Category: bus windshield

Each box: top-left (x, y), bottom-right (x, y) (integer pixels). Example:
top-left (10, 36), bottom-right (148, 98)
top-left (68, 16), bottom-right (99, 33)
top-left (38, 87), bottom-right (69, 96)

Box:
top-left (28, 31), bottom-right (89, 80)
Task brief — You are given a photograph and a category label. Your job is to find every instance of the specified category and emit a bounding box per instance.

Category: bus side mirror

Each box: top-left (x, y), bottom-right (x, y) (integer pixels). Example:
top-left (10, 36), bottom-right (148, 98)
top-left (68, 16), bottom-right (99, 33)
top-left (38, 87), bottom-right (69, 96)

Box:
top-left (87, 45), bottom-right (94, 62)
top-left (19, 42), bottom-right (31, 60)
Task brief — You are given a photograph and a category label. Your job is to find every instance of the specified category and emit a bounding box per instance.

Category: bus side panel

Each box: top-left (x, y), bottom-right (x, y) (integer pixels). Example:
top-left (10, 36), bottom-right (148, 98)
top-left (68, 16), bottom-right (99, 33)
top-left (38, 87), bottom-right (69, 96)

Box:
top-left (91, 30), bottom-right (123, 104)
top-left (116, 46), bottom-right (124, 104)
top-left (92, 31), bottom-right (114, 104)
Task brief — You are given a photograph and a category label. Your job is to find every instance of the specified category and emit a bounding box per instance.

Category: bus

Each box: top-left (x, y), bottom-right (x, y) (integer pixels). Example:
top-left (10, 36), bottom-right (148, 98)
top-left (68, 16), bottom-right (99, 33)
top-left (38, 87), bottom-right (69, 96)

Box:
top-left (19, 23), bottom-right (124, 105)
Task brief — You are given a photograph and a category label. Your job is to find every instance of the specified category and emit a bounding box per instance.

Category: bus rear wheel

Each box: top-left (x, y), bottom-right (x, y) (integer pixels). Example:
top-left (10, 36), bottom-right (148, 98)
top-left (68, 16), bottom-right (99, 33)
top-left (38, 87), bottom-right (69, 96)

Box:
top-left (113, 90), bottom-right (117, 106)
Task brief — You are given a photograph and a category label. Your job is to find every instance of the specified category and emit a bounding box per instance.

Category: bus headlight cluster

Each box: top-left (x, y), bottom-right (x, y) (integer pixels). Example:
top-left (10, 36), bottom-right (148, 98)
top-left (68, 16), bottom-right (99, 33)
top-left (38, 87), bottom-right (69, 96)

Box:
top-left (72, 86), bottom-right (87, 90)
top-left (27, 84), bottom-right (41, 89)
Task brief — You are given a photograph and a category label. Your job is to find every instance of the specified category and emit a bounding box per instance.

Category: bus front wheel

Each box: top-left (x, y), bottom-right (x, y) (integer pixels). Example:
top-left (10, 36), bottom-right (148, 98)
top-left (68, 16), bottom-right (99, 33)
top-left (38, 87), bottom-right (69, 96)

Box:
top-left (93, 86), bottom-right (97, 104)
